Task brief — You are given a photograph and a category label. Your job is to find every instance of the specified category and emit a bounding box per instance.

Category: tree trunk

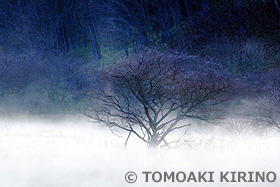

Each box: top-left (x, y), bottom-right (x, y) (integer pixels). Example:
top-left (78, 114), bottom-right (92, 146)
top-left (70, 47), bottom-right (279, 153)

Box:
top-left (237, 0), bottom-right (246, 36)
top-left (147, 140), bottom-right (160, 148)
top-left (147, 134), bottom-right (160, 148)
top-left (124, 29), bottom-right (129, 57)
top-left (273, 0), bottom-right (280, 14)
top-left (273, 0), bottom-right (280, 27)
top-left (88, 25), bottom-right (102, 60)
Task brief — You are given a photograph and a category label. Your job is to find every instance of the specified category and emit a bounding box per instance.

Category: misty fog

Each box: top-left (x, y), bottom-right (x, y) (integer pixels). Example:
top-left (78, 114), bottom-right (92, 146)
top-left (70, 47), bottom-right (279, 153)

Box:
top-left (0, 115), bottom-right (279, 187)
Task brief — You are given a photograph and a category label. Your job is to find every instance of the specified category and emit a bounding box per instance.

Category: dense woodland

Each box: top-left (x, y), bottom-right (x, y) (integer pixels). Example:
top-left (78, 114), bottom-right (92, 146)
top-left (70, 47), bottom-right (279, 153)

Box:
top-left (0, 1), bottom-right (279, 142)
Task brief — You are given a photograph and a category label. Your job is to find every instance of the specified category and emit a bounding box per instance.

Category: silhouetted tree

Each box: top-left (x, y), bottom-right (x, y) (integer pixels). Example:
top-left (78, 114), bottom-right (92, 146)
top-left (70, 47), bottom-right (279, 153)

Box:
top-left (83, 50), bottom-right (235, 147)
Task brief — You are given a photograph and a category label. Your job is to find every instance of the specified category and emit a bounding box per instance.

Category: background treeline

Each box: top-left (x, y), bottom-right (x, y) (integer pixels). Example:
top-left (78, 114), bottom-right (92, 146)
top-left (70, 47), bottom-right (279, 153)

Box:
top-left (0, 0), bottom-right (279, 114)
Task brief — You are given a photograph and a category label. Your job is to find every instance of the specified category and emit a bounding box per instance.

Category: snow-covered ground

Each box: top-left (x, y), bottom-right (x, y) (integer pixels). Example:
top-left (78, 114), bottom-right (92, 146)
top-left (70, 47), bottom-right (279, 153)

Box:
top-left (0, 115), bottom-right (279, 187)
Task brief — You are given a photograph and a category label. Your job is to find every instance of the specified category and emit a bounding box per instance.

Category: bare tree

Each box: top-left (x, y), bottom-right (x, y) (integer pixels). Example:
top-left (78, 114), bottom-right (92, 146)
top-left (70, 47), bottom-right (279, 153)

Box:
top-left (83, 50), bottom-right (234, 148)
top-left (251, 69), bottom-right (280, 131)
